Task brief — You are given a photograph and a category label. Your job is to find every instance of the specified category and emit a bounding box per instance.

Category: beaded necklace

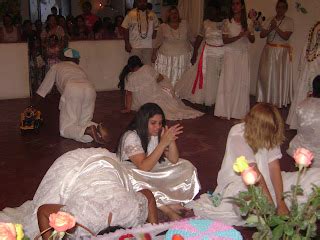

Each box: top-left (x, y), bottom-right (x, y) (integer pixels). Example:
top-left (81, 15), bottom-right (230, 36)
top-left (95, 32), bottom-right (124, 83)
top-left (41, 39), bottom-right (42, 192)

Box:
top-left (268, 16), bottom-right (284, 42)
top-left (137, 9), bottom-right (149, 39)
top-left (306, 21), bottom-right (320, 62)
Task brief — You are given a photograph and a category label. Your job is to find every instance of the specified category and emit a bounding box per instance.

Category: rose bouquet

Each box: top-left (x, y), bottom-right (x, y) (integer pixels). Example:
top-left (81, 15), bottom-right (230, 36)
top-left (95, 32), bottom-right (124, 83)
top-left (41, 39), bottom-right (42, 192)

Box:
top-left (232, 148), bottom-right (320, 239)
top-left (0, 222), bottom-right (29, 240)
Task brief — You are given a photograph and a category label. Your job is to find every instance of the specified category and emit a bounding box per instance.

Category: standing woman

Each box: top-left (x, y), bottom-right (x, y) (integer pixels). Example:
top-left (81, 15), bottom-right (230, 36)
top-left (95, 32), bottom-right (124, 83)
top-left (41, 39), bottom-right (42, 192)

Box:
top-left (175, 3), bottom-right (224, 107)
top-left (0, 14), bottom-right (21, 43)
top-left (214, 0), bottom-right (254, 120)
top-left (152, 6), bottom-right (193, 86)
top-left (256, 0), bottom-right (294, 108)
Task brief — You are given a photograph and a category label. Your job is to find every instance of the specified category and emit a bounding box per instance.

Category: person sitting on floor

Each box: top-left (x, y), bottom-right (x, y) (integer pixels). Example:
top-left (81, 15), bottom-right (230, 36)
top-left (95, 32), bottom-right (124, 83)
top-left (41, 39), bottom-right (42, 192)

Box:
top-left (287, 75), bottom-right (320, 167)
top-left (187, 103), bottom-right (320, 225)
top-left (117, 103), bottom-right (201, 221)
top-left (34, 48), bottom-right (108, 144)
top-left (119, 55), bottom-right (204, 120)
top-left (0, 148), bottom-right (158, 239)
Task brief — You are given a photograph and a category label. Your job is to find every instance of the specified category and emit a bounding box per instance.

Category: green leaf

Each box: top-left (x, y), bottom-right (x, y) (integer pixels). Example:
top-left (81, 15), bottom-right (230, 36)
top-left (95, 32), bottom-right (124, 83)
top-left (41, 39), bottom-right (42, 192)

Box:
top-left (246, 214), bottom-right (259, 225)
top-left (272, 224), bottom-right (284, 240)
top-left (284, 224), bottom-right (294, 236)
top-left (292, 234), bottom-right (302, 240)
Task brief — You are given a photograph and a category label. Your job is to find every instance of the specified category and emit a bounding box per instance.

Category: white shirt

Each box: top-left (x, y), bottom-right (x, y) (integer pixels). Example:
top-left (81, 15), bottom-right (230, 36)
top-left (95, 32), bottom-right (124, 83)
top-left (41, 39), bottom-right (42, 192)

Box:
top-left (263, 16), bottom-right (294, 44)
top-left (122, 8), bottom-right (159, 48)
top-left (37, 61), bottom-right (92, 97)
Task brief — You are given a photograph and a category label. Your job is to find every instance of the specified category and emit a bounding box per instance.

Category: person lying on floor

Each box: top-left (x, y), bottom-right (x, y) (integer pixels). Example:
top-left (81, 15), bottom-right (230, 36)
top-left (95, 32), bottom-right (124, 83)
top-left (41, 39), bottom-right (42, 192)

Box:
top-left (118, 55), bottom-right (204, 121)
top-left (34, 47), bottom-right (108, 144)
top-left (187, 103), bottom-right (320, 225)
top-left (117, 103), bottom-right (201, 221)
top-left (0, 148), bottom-right (158, 239)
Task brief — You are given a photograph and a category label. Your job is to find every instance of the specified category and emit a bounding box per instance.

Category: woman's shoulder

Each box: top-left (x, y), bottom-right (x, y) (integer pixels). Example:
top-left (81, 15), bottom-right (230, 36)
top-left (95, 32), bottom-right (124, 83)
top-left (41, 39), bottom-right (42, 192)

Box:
top-left (229, 123), bottom-right (245, 135)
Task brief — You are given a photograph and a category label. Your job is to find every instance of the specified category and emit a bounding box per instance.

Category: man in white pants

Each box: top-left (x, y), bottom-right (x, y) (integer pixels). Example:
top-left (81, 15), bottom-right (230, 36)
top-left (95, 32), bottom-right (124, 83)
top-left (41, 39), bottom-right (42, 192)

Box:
top-left (122, 0), bottom-right (159, 64)
top-left (36, 48), bottom-right (108, 143)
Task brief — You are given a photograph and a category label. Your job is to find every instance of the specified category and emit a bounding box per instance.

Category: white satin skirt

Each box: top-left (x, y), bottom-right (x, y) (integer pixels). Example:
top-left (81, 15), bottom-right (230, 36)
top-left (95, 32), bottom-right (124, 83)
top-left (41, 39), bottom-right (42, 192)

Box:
top-left (175, 46), bottom-right (224, 106)
top-left (155, 52), bottom-right (192, 86)
top-left (256, 44), bottom-right (293, 108)
top-left (121, 159), bottom-right (201, 207)
top-left (214, 48), bottom-right (250, 119)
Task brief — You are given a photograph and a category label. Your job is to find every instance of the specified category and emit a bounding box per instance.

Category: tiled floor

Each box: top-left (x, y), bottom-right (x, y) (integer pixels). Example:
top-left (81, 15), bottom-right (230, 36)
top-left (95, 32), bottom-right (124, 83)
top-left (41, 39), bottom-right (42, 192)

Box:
top-left (0, 91), bottom-right (299, 238)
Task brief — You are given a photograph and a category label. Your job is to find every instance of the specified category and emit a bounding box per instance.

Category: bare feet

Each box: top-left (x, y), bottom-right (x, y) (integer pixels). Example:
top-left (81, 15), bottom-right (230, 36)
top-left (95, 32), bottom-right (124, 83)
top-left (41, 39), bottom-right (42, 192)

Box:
top-left (97, 123), bottom-right (109, 143)
top-left (85, 125), bottom-right (107, 144)
top-left (159, 205), bottom-right (183, 221)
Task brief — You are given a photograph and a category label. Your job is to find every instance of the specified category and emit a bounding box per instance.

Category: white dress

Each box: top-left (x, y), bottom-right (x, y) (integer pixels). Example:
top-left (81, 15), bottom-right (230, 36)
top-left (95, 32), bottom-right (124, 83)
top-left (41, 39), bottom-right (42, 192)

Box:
top-left (256, 16), bottom-right (294, 108)
top-left (125, 65), bottom-right (204, 120)
top-left (118, 130), bottom-right (201, 207)
top-left (287, 98), bottom-right (320, 167)
top-left (214, 19), bottom-right (251, 119)
top-left (175, 20), bottom-right (224, 106)
top-left (37, 61), bottom-right (97, 143)
top-left (0, 148), bottom-right (148, 239)
top-left (286, 41), bottom-right (320, 129)
top-left (187, 123), bottom-right (320, 226)
top-left (154, 20), bottom-right (192, 86)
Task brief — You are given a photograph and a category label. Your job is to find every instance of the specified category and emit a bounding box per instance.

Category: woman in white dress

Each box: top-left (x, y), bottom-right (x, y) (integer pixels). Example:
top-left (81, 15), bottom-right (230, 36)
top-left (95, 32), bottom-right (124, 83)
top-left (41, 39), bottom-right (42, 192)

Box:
top-left (187, 103), bottom-right (320, 226)
top-left (287, 76), bottom-right (320, 167)
top-left (119, 56), bottom-right (204, 120)
top-left (117, 103), bottom-right (201, 221)
top-left (286, 21), bottom-right (320, 129)
top-left (214, 0), bottom-right (254, 120)
top-left (0, 148), bottom-right (157, 239)
top-left (175, 3), bottom-right (224, 107)
top-left (0, 14), bottom-right (21, 43)
top-left (152, 6), bottom-right (193, 86)
top-left (256, 0), bottom-right (294, 108)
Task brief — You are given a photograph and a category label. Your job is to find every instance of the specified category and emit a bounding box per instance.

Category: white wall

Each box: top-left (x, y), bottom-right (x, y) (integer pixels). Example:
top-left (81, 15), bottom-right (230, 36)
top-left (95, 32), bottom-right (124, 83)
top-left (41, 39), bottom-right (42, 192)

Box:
top-left (0, 43), bottom-right (29, 99)
top-left (246, 0), bottom-right (320, 94)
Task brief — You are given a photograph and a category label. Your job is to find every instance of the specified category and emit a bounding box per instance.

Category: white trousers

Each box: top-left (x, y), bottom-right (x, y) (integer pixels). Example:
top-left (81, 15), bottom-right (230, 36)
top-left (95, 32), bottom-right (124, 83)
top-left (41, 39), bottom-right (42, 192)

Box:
top-left (59, 82), bottom-right (97, 142)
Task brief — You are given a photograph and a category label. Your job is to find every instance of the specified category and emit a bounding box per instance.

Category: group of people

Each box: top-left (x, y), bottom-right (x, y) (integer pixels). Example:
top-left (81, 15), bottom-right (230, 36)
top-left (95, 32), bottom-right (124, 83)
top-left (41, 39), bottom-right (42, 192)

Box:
top-left (0, 0), bottom-right (320, 238)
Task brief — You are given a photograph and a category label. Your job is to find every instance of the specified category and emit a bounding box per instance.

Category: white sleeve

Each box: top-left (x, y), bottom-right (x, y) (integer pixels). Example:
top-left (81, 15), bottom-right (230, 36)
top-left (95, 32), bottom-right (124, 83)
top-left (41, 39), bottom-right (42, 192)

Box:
top-left (121, 13), bottom-right (131, 29)
top-left (123, 131), bottom-right (145, 158)
top-left (36, 66), bottom-right (57, 97)
top-left (267, 146), bottom-right (282, 163)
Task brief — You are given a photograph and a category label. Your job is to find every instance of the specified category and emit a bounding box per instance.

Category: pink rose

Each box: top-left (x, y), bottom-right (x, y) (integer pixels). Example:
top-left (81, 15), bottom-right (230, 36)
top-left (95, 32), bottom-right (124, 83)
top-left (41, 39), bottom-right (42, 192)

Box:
top-left (49, 212), bottom-right (76, 232)
top-left (241, 167), bottom-right (258, 185)
top-left (293, 148), bottom-right (314, 168)
top-left (248, 9), bottom-right (257, 19)
top-left (0, 223), bottom-right (16, 240)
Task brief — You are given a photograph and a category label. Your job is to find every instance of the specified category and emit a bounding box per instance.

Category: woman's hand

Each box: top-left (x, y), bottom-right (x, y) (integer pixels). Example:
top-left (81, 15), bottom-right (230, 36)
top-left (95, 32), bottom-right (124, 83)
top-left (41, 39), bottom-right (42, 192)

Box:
top-left (160, 124), bottom-right (183, 147)
top-left (125, 43), bottom-right (132, 53)
top-left (277, 201), bottom-right (290, 216)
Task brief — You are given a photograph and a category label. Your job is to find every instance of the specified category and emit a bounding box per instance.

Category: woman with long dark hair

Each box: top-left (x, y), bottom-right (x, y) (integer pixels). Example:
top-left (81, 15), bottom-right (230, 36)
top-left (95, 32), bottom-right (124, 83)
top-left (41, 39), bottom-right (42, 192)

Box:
top-left (214, 0), bottom-right (254, 120)
top-left (117, 103), bottom-right (200, 221)
top-left (40, 14), bottom-right (66, 48)
top-left (119, 55), bottom-right (204, 120)
top-left (257, 0), bottom-right (294, 108)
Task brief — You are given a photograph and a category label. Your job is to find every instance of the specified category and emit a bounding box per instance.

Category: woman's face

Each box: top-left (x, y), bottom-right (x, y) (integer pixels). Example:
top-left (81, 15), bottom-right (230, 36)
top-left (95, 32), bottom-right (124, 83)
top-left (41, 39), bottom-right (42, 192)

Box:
top-left (148, 114), bottom-right (163, 136)
top-left (168, 9), bottom-right (179, 23)
top-left (232, 0), bottom-right (243, 14)
top-left (276, 2), bottom-right (288, 17)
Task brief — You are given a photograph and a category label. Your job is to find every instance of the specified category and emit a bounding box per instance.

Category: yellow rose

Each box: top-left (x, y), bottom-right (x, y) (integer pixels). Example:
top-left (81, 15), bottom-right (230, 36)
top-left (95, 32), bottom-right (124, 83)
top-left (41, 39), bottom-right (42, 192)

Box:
top-left (233, 156), bottom-right (249, 173)
top-left (14, 224), bottom-right (24, 240)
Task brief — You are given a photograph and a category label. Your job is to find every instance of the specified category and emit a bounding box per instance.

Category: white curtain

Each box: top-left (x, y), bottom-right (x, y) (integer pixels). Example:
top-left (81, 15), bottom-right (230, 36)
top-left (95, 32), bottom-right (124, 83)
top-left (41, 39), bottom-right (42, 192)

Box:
top-left (178, 0), bottom-right (204, 38)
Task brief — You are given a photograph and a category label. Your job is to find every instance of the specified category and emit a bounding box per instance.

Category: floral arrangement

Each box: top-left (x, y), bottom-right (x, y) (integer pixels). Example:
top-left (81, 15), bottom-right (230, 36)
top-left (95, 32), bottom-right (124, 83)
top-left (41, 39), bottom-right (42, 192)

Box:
top-left (232, 148), bottom-right (320, 239)
top-left (248, 9), bottom-right (266, 32)
top-left (0, 222), bottom-right (29, 240)
top-left (295, 2), bottom-right (308, 14)
top-left (306, 21), bottom-right (320, 62)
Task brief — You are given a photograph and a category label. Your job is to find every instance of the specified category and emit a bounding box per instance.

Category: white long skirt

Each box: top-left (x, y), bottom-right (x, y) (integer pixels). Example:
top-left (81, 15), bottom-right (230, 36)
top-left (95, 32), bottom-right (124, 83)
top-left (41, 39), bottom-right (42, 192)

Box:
top-left (256, 44), bottom-right (293, 108)
top-left (187, 168), bottom-right (320, 226)
top-left (214, 48), bottom-right (250, 119)
top-left (175, 45), bottom-right (224, 106)
top-left (121, 159), bottom-right (201, 207)
top-left (154, 52), bottom-right (192, 87)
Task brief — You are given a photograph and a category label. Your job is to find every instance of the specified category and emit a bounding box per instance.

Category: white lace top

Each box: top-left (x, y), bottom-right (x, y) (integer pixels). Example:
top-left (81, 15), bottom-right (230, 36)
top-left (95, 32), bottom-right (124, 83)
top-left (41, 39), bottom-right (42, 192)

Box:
top-left (119, 130), bottom-right (159, 161)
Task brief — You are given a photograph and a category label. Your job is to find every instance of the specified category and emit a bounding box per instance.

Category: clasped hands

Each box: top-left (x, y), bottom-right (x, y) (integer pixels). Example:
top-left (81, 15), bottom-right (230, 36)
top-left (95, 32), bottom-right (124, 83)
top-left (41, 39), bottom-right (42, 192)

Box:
top-left (160, 124), bottom-right (183, 146)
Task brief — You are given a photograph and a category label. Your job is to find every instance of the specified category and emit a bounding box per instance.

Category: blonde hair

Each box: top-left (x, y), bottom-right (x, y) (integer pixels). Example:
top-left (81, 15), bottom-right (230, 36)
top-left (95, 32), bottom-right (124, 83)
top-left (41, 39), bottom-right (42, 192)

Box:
top-left (244, 103), bottom-right (285, 153)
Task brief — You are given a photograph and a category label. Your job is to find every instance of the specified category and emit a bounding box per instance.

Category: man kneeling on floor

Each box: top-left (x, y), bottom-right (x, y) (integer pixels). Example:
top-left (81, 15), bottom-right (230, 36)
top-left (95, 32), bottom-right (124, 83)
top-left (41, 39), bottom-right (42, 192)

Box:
top-left (35, 48), bottom-right (108, 144)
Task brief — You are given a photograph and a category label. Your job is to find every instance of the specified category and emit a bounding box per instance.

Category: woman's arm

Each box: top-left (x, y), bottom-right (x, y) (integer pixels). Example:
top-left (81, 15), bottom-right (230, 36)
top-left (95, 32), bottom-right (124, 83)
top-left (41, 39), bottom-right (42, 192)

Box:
top-left (247, 31), bottom-right (255, 43)
top-left (274, 26), bottom-right (292, 41)
top-left (165, 140), bottom-right (179, 164)
top-left (121, 90), bottom-right (132, 113)
top-left (269, 159), bottom-right (290, 215)
top-left (191, 35), bottom-right (203, 65)
top-left (129, 124), bottom-right (183, 171)
top-left (222, 33), bottom-right (242, 44)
